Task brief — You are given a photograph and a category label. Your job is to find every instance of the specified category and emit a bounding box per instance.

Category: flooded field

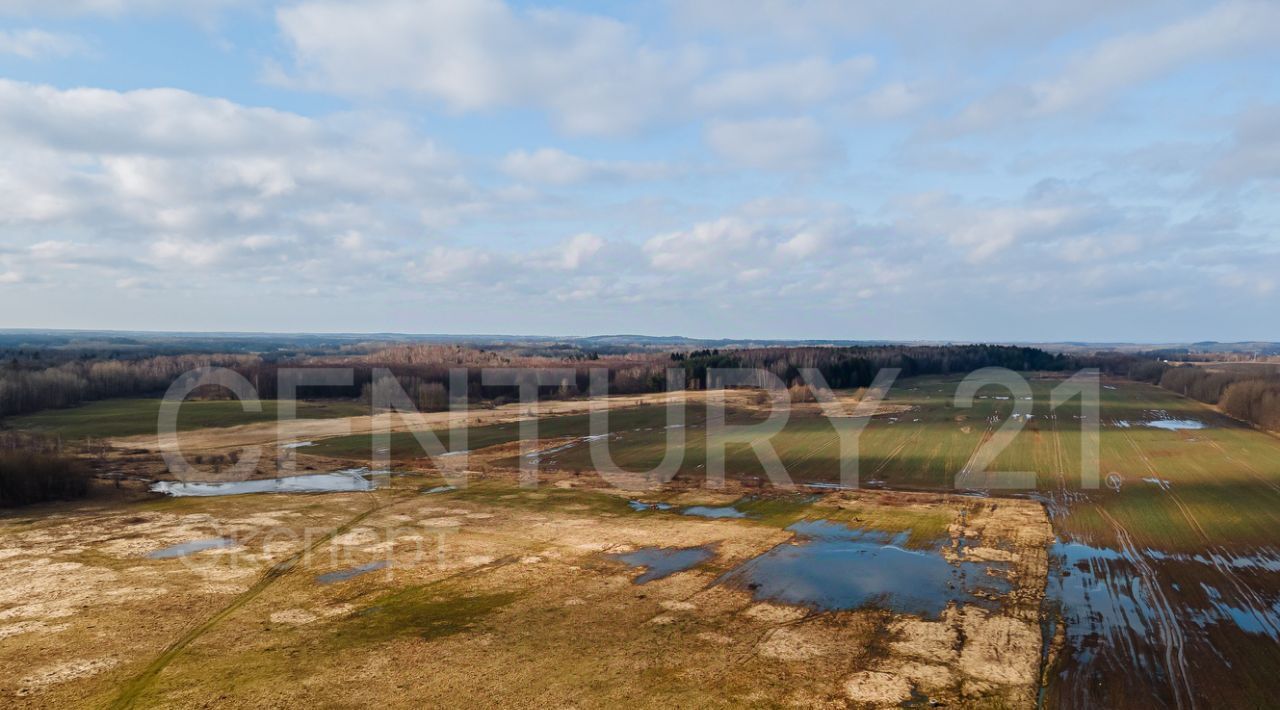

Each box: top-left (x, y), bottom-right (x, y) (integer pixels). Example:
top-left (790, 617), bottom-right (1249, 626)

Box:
top-left (150, 470), bottom-right (375, 497)
top-left (610, 545), bottom-right (715, 584)
top-left (0, 475), bottom-right (1051, 708)
top-left (4, 375), bottom-right (1279, 707)
top-left (718, 520), bottom-right (1010, 617)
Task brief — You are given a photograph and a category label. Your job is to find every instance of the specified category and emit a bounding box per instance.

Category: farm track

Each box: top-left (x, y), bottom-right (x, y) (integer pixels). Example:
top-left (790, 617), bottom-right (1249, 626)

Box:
top-left (107, 490), bottom-right (411, 709)
top-left (1095, 507), bottom-right (1195, 710)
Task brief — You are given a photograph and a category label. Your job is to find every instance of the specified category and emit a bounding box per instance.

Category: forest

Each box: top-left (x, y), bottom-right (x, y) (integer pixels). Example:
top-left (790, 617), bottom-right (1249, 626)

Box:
top-left (4, 338), bottom-right (1279, 434)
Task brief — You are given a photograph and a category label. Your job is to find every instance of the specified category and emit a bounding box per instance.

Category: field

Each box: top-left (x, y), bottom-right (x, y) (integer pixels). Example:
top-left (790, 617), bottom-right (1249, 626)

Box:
top-left (300, 374), bottom-right (1280, 708)
top-left (2, 375), bottom-right (1278, 708)
top-left (0, 475), bottom-right (1050, 708)
top-left (3, 399), bottom-right (369, 441)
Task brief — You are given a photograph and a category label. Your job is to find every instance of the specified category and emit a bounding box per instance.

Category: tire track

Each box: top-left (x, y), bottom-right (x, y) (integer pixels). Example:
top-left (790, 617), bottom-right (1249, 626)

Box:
top-left (108, 491), bottom-right (410, 709)
top-left (1096, 507), bottom-right (1195, 710)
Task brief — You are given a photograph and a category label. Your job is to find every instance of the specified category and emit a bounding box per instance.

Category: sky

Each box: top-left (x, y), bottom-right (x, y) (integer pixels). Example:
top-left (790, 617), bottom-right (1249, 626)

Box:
top-left (0, 0), bottom-right (1277, 342)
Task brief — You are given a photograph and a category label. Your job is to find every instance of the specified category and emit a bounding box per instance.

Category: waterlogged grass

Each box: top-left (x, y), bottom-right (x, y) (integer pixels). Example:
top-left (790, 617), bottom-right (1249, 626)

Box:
top-left (305, 375), bottom-right (1280, 552)
top-left (4, 398), bottom-right (368, 440)
top-left (335, 587), bottom-right (519, 646)
top-left (306, 404), bottom-right (693, 460)
top-left (445, 480), bottom-right (638, 516)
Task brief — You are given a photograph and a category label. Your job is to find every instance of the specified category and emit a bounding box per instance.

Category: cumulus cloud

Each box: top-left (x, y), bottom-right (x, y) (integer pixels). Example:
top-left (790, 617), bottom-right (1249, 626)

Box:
top-left (499, 148), bottom-right (672, 186)
top-left (947, 1), bottom-right (1280, 133)
top-left (0, 79), bottom-right (497, 296)
top-left (705, 117), bottom-right (843, 171)
top-left (693, 56), bottom-right (875, 110)
top-left (0, 29), bottom-right (86, 58)
top-left (0, 0), bottom-right (249, 17)
top-left (275, 0), bottom-right (703, 136)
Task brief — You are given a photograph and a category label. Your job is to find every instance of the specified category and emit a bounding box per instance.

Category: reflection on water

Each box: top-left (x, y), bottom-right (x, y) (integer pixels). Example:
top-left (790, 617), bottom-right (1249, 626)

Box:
top-left (628, 500), bottom-right (673, 511)
top-left (1145, 419), bottom-right (1206, 431)
top-left (718, 520), bottom-right (1009, 617)
top-left (681, 505), bottom-right (746, 519)
top-left (316, 560), bottom-right (389, 584)
top-left (151, 469), bottom-right (376, 497)
top-left (148, 537), bottom-right (236, 559)
top-left (1045, 535), bottom-right (1280, 707)
top-left (610, 545), bottom-right (715, 584)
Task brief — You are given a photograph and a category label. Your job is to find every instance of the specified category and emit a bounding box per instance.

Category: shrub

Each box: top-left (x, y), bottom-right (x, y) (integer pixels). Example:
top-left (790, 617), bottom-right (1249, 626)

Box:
top-left (0, 445), bottom-right (91, 507)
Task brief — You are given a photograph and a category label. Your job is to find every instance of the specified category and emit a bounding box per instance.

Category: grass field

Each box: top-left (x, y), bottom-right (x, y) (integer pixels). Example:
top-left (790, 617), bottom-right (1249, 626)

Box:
top-left (3, 399), bottom-right (370, 440)
top-left (0, 473), bottom-right (1048, 708)
top-left (300, 374), bottom-right (1280, 708)
top-left (303, 376), bottom-right (1280, 549)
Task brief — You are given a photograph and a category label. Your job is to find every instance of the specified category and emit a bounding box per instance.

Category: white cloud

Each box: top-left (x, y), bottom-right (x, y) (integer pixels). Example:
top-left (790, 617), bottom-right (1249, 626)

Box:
top-left (0, 29), bottom-right (86, 58)
top-left (856, 81), bottom-right (933, 119)
top-left (500, 148), bottom-right (671, 186)
top-left (276, 0), bottom-right (703, 136)
top-left (694, 56), bottom-right (874, 110)
top-left (949, 1), bottom-right (1280, 132)
top-left (672, 0), bottom-right (1159, 49)
top-left (776, 231), bottom-right (824, 259)
top-left (0, 271), bottom-right (23, 284)
top-left (643, 217), bottom-right (769, 271)
top-left (557, 233), bottom-right (603, 270)
top-left (706, 117), bottom-right (843, 171)
top-left (0, 1), bottom-right (249, 18)
top-left (1209, 104), bottom-right (1280, 185)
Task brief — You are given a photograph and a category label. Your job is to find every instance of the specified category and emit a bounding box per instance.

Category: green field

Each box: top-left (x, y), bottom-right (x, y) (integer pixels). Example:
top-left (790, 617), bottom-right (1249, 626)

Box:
top-left (303, 376), bottom-right (1280, 553)
top-left (3, 398), bottom-right (370, 440)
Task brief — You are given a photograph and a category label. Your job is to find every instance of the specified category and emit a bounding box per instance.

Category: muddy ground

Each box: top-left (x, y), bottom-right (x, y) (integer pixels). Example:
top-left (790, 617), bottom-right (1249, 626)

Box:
top-left (0, 470), bottom-right (1052, 709)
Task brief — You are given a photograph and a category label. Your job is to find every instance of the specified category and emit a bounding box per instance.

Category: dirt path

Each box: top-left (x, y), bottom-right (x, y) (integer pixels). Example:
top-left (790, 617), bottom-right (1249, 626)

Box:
top-left (107, 490), bottom-right (408, 708)
top-left (108, 390), bottom-right (745, 455)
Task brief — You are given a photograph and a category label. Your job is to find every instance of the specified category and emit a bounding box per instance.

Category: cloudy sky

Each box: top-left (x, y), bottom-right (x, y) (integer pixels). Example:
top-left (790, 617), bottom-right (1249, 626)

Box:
top-left (0, 1), bottom-right (1277, 341)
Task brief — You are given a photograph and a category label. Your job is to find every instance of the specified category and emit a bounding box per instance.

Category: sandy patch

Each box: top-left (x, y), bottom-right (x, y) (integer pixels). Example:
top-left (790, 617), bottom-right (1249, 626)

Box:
top-left (18, 658), bottom-right (118, 695)
top-left (270, 609), bottom-right (319, 625)
top-left (742, 602), bottom-right (806, 624)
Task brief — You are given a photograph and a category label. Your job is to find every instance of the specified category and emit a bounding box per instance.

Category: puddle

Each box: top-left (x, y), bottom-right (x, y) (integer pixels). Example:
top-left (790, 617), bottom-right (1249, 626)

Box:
top-left (1144, 419), bottom-right (1205, 431)
top-left (151, 470), bottom-right (375, 497)
top-left (423, 485), bottom-right (457, 495)
top-left (609, 545), bottom-right (715, 584)
top-left (148, 537), bottom-right (236, 559)
top-left (628, 500), bottom-right (674, 511)
top-left (316, 560), bottom-right (389, 584)
top-left (681, 505), bottom-right (746, 519)
top-left (280, 441), bottom-right (314, 449)
top-left (717, 520), bottom-right (1009, 617)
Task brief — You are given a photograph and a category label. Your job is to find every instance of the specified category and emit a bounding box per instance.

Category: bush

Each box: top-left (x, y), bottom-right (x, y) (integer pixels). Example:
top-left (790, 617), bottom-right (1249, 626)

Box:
top-left (0, 448), bottom-right (91, 507)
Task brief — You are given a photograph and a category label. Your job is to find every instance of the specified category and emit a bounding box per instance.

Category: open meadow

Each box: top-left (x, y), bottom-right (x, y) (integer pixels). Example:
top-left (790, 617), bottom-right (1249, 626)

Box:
top-left (2, 375), bottom-right (1278, 708)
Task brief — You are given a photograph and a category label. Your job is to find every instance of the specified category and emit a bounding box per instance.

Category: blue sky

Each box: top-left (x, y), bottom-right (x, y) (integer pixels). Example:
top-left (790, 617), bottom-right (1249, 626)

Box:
top-left (0, 0), bottom-right (1277, 341)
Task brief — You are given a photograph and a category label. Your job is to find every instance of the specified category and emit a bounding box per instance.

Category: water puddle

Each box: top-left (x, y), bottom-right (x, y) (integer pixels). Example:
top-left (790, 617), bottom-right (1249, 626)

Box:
top-left (1144, 419), bottom-right (1205, 431)
top-left (151, 470), bottom-right (375, 497)
top-left (804, 482), bottom-right (855, 490)
top-left (681, 505), bottom-right (746, 519)
top-left (717, 520), bottom-right (1009, 617)
top-left (609, 545), bottom-right (715, 584)
top-left (423, 485), bottom-right (457, 495)
top-left (316, 560), bottom-right (389, 584)
top-left (148, 537), bottom-right (237, 559)
top-left (627, 500), bottom-right (673, 511)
